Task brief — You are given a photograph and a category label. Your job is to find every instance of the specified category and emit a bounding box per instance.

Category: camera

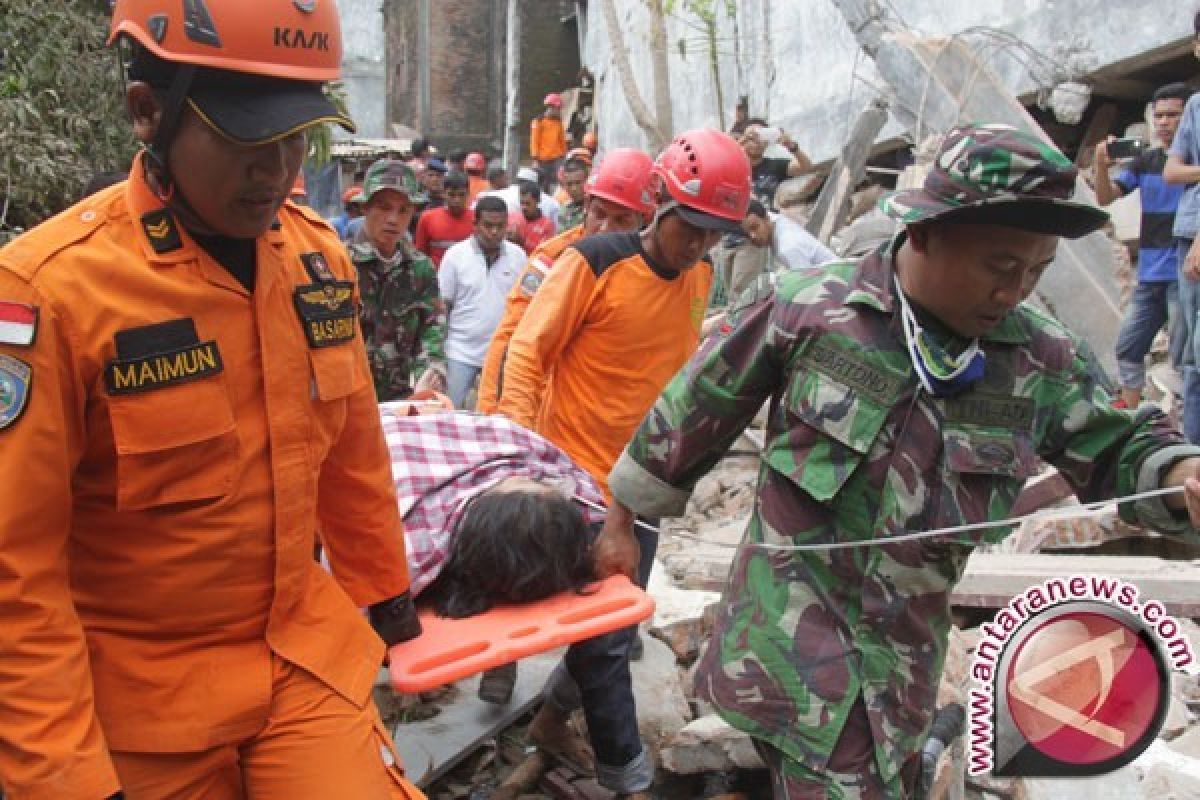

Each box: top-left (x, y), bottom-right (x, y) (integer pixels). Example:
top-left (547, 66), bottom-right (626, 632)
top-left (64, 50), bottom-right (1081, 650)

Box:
top-left (1106, 138), bottom-right (1149, 160)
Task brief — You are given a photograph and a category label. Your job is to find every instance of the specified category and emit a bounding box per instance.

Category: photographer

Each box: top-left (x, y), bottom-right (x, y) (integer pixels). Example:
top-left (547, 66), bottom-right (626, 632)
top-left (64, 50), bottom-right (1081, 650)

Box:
top-left (1094, 83), bottom-right (1191, 410)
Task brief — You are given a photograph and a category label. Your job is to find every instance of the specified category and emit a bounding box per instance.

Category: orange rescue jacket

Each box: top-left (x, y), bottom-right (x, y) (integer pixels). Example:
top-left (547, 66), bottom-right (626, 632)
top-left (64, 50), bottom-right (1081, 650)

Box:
top-left (0, 154), bottom-right (410, 799)
top-left (530, 115), bottom-right (567, 162)
top-left (496, 231), bottom-right (711, 495)
top-left (476, 225), bottom-right (583, 414)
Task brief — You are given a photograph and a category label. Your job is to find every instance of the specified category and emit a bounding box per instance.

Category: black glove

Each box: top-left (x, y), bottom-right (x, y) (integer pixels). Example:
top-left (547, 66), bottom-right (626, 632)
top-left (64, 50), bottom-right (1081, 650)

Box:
top-left (367, 591), bottom-right (422, 647)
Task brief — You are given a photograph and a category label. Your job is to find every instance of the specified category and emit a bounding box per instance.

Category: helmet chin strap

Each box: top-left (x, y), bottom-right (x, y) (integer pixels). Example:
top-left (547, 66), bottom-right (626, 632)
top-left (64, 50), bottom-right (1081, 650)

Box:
top-left (144, 63), bottom-right (196, 204)
top-left (139, 64), bottom-right (225, 236)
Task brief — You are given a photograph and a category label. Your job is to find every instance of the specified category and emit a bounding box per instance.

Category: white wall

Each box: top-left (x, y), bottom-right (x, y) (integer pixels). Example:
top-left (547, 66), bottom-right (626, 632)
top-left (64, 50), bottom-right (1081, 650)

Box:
top-left (586, 0), bottom-right (1190, 161)
top-left (338, 0), bottom-right (387, 138)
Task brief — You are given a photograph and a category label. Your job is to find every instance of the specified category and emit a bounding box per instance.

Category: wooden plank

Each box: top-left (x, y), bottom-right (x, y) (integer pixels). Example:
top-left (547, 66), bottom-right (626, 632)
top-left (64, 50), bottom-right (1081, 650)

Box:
top-left (392, 650), bottom-right (562, 787)
top-left (953, 554), bottom-right (1200, 616)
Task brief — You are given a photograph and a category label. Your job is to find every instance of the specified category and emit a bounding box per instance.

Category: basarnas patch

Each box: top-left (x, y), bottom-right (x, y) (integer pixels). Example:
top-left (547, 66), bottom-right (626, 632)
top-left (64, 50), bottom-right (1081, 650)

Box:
top-left (0, 353), bottom-right (32, 430)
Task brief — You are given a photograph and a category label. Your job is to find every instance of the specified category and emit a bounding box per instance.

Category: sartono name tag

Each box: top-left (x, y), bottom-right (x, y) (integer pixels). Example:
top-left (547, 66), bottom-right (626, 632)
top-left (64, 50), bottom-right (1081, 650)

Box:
top-left (293, 281), bottom-right (357, 348)
top-left (799, 337), bottom-right (906, 405)
top-left (106, 341), bottom-right (223, 395)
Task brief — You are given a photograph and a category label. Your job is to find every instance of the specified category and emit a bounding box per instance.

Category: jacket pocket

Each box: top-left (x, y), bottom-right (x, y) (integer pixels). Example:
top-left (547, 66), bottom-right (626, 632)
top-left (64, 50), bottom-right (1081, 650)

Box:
top-left (936, 424), bottom-right (1041, 546)
top-left (309, 340), bottom-right (367, 403)
top-left (108, 374), bottom-right (237, 511)
top-left (765, 371), bottom-right (890, 502)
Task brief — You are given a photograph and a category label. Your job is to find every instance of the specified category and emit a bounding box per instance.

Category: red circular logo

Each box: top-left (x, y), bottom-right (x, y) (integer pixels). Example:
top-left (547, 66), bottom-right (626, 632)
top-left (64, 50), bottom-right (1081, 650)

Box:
top-left (1005, 611), bottom-right (1163, 766)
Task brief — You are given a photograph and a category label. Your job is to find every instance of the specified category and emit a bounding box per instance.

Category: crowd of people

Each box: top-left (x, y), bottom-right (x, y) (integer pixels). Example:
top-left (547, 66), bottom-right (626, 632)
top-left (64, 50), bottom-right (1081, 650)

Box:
top-left (4, 2), bottom-right (1200, 800)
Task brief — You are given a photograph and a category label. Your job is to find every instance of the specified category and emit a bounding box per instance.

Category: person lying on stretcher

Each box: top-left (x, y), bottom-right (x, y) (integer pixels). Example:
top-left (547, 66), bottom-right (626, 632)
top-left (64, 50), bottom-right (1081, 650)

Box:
top-left (379, 406), bottom-right (605, 615)
top-left (362, 407), bottom-right (608, 702)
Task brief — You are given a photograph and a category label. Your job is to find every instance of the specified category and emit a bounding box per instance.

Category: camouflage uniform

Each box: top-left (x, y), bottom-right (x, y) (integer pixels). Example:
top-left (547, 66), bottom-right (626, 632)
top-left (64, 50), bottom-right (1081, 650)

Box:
top-left (349, 158), bottom-right (445, 401)
top-left (350, 230), bottom-right (445, 401)
top-left (608, 126), bottom-right (1200, 798)
top-left (557, 199), bottom-right (585, 232)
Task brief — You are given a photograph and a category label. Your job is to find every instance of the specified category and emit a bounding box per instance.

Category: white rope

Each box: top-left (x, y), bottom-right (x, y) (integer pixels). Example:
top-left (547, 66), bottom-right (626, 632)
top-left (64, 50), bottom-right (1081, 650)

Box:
top-left (574, 486), bottom-right (1186, 553)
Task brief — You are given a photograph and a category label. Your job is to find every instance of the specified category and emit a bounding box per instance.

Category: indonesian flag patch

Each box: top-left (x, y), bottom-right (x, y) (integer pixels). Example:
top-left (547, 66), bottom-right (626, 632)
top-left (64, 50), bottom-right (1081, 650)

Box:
top-left (0, 302), bottom-right (37, 347)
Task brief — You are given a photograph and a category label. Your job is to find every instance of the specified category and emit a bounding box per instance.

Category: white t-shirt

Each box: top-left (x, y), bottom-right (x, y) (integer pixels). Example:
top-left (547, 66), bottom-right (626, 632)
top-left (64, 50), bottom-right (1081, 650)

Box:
top-left (438, 236), bottom-right (527, 366)
top-left (771, 213), bottom-right (837, 271)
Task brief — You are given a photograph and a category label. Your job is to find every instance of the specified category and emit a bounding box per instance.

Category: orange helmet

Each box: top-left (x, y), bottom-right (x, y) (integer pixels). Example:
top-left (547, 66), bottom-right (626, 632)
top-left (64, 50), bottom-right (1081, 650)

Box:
top-left (290, 172), bottom-right (307, 197)
top-left (585, 148), bottom-right (655, 217)
top-left (109, 0), bottom-right (343, 82)
top-left (109, 0), bottom-right (353, 153)
top-left (342, 185), bottom-right (363, 206)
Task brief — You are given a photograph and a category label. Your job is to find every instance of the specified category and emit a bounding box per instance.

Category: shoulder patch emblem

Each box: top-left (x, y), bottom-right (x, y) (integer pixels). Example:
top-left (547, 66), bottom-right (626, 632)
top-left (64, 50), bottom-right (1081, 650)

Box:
top-left (0, 354), bottom-right (32, 430)
top-left (519, 270), bottom-right (543, 297)
top-left (0, 301), bottom-right (38, 346)
top-left (140, 209), bottom-right (183, 254)
top-left (300, 251), bottom-right (337, 283)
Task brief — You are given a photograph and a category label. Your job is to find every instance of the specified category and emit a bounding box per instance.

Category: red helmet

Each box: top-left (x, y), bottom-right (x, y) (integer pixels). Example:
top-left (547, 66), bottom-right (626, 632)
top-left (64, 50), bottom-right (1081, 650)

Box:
top-left (651, 129), bottom-right (751, 232)
top-left (543, 93), bottom-right (563, 108)
top-left (464, 152), bottom-right (487, 172)
top-left (585, 148), bottom-right (655, 216)
top-left (109, 0), bottom-right (343, 82)
top-left (342, 185), bottom-right (363, 206)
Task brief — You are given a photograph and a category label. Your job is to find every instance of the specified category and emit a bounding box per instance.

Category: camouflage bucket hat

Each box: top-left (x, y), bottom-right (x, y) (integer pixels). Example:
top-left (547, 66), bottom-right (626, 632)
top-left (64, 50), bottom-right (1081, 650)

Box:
top-left (880, 123), bottom-right (1108, 239)
top-left (355, 158), bottom-right (428, 205)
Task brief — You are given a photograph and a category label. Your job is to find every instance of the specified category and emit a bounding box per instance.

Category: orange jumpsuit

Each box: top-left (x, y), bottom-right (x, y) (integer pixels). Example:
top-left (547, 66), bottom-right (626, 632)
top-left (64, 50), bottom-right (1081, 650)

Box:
top-left (495, 231), bottom-right (711, 495)
top-left (467, 175), bottom-right (490, 206)
top-left (476, 225), bottom-right (583, 414)
top-left (0, 154), bottom-right (419, 799)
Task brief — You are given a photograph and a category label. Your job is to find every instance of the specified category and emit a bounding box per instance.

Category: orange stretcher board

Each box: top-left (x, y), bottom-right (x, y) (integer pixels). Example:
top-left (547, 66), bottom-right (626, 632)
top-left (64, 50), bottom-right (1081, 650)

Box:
top-left (387, 575), bottom-right (655, 693)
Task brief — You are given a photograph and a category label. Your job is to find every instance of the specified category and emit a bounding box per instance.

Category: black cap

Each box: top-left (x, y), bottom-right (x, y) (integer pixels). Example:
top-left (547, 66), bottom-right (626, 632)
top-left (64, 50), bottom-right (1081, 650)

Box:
top-left (129, 46), bottom-right (354, 145)
top-left (672, 203), bottom-right (745, 234)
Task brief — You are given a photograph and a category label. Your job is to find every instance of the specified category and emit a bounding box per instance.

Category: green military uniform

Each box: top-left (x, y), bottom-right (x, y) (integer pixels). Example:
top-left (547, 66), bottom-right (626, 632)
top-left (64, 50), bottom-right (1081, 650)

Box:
top-left (350, 159), bottom-right (446, 401)
top-left (557, 199), bottom-right (585, 232)
top-left (607, 125), bottom-right (1200, 799)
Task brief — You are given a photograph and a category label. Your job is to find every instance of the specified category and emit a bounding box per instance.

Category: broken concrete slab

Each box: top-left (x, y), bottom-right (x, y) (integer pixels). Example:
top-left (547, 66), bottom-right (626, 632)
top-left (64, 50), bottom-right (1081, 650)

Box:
top-left (631, 634), bottom-right (693, 756)
top-left (832, 0), bottom-right (1121, 376)
top-left (1134, 739), bottom-right (1200, 799)
top-left (646, 564), bottom-right (722, 665)
top-left (1162, 695), bottom-right (1196, 741)
top-left (951, 554), bottom-right (1200, 616)
top-left (1017, 764), bottom-right (1142, 800)
top-left (391, 650), bottom-right (562, 787)
top-left (660, 714), bottom-right (766, 774)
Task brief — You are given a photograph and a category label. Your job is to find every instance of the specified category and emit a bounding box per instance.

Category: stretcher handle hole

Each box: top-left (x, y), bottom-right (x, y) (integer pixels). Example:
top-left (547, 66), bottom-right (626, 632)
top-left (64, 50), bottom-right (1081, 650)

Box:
top-left (408, 641), bottom-right (489, 674)
top-left (556, 596), bottom-right (639, 625)
top-left (507, 625), bottom-right (541, 639)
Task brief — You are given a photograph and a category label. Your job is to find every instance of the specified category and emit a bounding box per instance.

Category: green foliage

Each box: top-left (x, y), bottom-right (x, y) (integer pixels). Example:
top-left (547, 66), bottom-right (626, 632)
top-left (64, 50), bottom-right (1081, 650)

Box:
top-left (1, 0), bottom-right (136, 242)
top-left (307, 81), bottom-right (349, 168)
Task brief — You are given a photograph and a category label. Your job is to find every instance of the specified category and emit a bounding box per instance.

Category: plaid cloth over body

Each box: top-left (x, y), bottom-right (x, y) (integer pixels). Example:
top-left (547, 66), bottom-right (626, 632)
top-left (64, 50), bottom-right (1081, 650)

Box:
top-left (380, 408), bottom-right (607, 595)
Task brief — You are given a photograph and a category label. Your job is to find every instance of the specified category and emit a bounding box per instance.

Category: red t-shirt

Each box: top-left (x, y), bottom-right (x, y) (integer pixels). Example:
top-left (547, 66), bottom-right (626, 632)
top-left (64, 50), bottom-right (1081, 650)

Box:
top-left (414, 207), bottom-right (476, 267)
top-left (508, 212), bottom-right (557, 253)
